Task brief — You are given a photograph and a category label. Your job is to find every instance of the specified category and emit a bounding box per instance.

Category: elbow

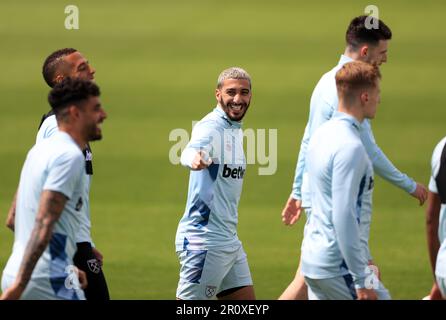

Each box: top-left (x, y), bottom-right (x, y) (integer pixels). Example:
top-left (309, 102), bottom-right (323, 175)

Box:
top-left (6, 219), bottom-right (14, 231)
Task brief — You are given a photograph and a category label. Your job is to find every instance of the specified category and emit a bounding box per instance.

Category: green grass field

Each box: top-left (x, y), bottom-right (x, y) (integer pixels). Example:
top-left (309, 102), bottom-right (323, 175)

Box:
top-left (1, 0), bottom-right (445, 299)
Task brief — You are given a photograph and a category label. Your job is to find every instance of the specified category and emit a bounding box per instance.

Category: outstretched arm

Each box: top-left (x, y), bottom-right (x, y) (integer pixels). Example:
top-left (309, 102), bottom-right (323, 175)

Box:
top-left (0, 190), bottom-right (67, 300)
top-left (360, 120), bottom-right (427, 205)
top-left (180, 122), bottom-right (215, 170)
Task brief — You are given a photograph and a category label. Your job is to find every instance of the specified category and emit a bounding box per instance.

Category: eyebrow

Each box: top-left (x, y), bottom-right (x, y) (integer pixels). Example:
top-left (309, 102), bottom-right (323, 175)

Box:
top-left (225, 88), bottom-right (250, 92)
top-left (77, 61), bottom-right (88, 69)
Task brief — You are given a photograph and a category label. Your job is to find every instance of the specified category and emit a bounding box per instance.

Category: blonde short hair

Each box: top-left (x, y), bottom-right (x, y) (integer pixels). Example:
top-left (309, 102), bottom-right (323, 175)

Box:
top-left (217, 67), bottom-right (251, 88)
top-left (336, 61), bottom-right (381, 100)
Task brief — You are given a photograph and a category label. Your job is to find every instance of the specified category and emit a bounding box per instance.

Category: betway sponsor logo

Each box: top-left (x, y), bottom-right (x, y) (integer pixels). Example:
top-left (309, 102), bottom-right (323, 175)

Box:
top-left (222, 164), bottom-right (245, 179)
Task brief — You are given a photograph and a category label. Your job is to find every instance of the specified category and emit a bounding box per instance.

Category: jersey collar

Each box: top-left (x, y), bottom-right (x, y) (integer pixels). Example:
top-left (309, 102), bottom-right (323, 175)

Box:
top-left (338, 54), bottom-right (354, 66)
top-left (332, 111), bottom-right (362, 132)
top-left (214, 106), bottom-right (242, 128)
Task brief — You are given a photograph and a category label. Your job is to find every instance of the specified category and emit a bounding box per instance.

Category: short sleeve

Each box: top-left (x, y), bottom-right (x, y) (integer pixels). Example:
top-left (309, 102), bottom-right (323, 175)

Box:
top-left (43, 150), bottom-right (84, 199)
top-left (429, 139), bottom-right (446, 194)
top-left (429, 176), bottom-right (438, 194)
top-left (36, 116), bottom-right (58, 144)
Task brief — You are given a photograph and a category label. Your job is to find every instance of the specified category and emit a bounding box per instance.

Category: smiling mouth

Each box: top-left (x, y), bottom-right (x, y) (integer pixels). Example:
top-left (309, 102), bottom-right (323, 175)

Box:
top-left (229, 104), bottom-right (244, 112)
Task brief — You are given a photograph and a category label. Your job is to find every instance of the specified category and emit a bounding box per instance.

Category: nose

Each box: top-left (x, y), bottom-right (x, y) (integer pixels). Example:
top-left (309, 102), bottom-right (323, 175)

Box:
top-left (233, 93), bottom-right (242, 104)
top-left (90, 65), bottom-right (96, 76)
top-left (101, 109), bottom-right (107, 121)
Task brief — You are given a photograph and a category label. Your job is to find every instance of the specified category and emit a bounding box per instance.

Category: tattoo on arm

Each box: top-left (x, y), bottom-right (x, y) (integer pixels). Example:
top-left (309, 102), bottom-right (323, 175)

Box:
top-left (15, 190), bottom-right (67, 290)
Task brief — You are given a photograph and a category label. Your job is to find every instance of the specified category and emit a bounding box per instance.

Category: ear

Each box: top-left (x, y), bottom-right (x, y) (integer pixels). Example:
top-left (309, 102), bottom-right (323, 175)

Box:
top-left (68, 105), bottom-right (80, 120)
top-left (360, 91), bottom-right (369, 105)
top-left (215, 88), bottom-right (221, 101)
top-left (54, 74), bottom-right (65, 84)
top-left (360, 45), bottom-right (368, 58)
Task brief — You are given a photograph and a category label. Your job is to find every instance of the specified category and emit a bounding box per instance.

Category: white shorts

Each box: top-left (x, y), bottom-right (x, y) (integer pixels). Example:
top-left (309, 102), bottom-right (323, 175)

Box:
top-left (436, 276), bottom-right (446, 299)
top-left (176, 245), bottom-right (253, 300)
top-left (305, 275), bottom-right (391, 300)
top-left (1, 273), bottom-right (85, 300)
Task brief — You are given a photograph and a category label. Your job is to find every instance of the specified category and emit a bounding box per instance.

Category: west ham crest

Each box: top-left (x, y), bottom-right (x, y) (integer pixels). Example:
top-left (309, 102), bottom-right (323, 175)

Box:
top-left (205, 285), bottom-right (217, 298)
top-left (87, 259), bottom-right (101, 274)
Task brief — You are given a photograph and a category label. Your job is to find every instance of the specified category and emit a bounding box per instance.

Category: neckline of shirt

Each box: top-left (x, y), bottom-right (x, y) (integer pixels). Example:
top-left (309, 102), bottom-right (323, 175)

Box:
top-left (214, 106), bottom-right (242, 128)
top-left (332, 111), bottom-right (362, 131)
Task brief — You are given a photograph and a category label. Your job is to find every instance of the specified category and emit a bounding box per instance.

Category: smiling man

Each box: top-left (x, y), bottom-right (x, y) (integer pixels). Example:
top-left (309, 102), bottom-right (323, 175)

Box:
top-left (175, 67), bottom-right (255, 300)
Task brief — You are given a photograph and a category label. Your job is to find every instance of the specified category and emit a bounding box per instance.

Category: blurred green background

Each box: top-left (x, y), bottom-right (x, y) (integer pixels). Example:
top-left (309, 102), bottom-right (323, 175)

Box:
top-left (0, 0), bottom-right (445, 299)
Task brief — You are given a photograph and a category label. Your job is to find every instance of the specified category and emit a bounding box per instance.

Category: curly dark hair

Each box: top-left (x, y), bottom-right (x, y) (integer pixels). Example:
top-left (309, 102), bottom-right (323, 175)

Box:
top-left (346, 15), bottom-right (392, 49)
top-left (48, 78), bottom-right (100, 118)
top-left (42, 48), bottom-right (77, 87)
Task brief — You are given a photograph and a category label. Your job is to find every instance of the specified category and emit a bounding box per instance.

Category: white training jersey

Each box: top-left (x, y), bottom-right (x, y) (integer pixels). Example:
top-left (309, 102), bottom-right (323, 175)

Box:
top-left (428, 136), bottom-right (446, 278)
top-left (3, 132), bottom-right (85, 286)
top-left (36, 115), bottom-right (93, 244)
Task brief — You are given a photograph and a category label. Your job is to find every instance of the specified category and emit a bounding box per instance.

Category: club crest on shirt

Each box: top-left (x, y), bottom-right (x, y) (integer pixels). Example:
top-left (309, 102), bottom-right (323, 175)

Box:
top-left (205, 285), bottom-right (217, 298)
top-left (87, 259), bottom-right (101, 274)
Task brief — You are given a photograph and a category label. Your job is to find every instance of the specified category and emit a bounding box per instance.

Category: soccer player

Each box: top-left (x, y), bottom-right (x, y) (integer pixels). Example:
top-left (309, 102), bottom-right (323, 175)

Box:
top-left (1, 78), bottom-right (107, 300)
top-left (175, 67), bottom-right (255, 300)
top-left (425, 137), bottom-right (446, 299)
top-left (301, 61), bottom-right (389, 300)
top-left (5, 48), bottom-right (110, 300)
top-left (280, 15), bottom-right (428, 300)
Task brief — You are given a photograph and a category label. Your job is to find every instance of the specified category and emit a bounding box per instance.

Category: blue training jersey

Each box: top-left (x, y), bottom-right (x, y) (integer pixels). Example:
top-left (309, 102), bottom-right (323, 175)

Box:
top-left (291, 55), bottom-right (415, 207)
top-left (175, 106), bottom-right (246, 251)
top-left (301, 112), bottom-right (373, 289)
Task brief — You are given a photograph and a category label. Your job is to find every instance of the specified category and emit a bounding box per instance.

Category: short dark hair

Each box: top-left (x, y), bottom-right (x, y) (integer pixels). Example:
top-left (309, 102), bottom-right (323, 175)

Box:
top-left (346, 15), bottom-right (392, 49)
top-left (42, 48), bottom-right (77, 87)
top-left (48, 78), bottom-right (100, 120)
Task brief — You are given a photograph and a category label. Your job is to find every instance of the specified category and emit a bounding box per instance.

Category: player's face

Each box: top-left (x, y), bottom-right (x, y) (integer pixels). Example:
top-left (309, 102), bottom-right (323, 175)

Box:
top-left (79, 96), bottom-right (107, 141)
top-left (64, 51), bottom-right (96, 81)
top-left (365, 40), bottom-right (388, 66)
top-left (362, 81), bottom-right (381, 119)
top-left (216, 79), bottom-right (252, 121)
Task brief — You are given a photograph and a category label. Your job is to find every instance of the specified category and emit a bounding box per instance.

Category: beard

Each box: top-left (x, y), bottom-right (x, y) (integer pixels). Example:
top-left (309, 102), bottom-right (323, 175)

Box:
top-left (219, 97), bottom-right (250, 121)
top-left (85, 122), bottom-right (103, 141)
